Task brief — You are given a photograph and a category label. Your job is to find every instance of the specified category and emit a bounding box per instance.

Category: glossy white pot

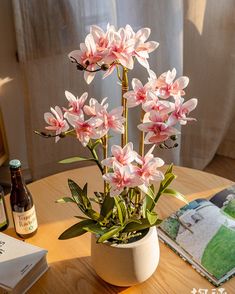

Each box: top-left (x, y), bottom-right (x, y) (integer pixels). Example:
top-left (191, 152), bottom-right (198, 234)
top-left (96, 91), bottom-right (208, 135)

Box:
top-left (91, 226), bottom-right (160, 286)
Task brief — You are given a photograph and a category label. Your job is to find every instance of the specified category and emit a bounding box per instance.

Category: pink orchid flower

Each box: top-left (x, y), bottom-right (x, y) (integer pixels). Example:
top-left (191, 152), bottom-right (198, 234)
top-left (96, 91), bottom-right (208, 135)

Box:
top-left (44, 106), bottom-right (69, 142)
top-left (66, 113), bottom-right (103, 147)
top-left (63, 91), bottom-right (88, 117)
top-left (138, 111), bottom-right (180, 144)
top-left (84, 98), bottom-right (125, 135)
top-left (101, 106), bottom-right (125, 134)
top-left (83, 97), bottom-right (108, 116)
top-left (103, 163), bottom-right (143, 197)
top-left (102, 142), bottom-right (137, 167)
top-left (90, 25), bottom-right (110, 52)
top-left (169, 97), bottom-right (198, 126)
top-left (68, 33), bottom-right (105, 84)
top-left (155, 68), bottom-right (189, 99)
top-left (124, 78), bottom-right (152, 108)
top-left (134, 145), bottom-right (164, 187)
top-left (133, 28), bottom-right (159, 69)
top-left (142, 91), bottom-right (175, 113)
top-left (103, 25), bottom-right (135, 70)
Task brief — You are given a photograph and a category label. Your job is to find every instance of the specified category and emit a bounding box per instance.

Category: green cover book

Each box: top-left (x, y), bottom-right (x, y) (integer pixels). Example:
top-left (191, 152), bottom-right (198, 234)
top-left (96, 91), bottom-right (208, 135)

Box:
top-left (158, 185), bottom-right (235, 286)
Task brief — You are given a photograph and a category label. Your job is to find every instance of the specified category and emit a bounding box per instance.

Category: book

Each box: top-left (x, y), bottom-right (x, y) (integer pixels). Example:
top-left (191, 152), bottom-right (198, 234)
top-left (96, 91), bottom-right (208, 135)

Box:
top-left (0, 233), bottom-right (48, 293)
top-left (158, 184), bottom-right (235, 286)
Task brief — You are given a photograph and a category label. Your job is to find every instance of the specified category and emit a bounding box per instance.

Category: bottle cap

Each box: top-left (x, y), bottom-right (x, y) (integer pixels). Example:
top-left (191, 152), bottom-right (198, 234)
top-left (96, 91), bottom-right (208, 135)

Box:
top-left (9, 159), bottom-right (21, 169)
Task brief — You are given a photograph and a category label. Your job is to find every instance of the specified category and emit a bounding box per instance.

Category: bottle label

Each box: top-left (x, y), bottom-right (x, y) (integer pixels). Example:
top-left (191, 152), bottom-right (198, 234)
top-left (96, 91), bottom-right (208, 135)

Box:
top-left (0, 199), bottom-right (7, 227)
top-left (12, 205), bottom-right (38, 235)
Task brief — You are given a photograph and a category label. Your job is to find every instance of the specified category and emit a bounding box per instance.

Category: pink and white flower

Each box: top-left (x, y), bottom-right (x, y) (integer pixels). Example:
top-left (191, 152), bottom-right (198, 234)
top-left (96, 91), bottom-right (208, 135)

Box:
top-left (133, 28), bottom-right (159, 69)
top-left (102, 142), bottom-right (137, 167)
top-left (169, 97), bottom-right (198, 125)
top-left (44, 106), bottom-right (69, 142)
top-left (66, 113), bottom-right (103, 146)
top-left (124, 78), bottom-right (152, 108)
top-left (68, 33), bottom-right (105, 84)
top-left (105, 26), bottom-right (135, 70)
top-left (138, 111), bottom-right (180, 144)
top-left (101, 106), bottom-right (125, 134)
top-left (63, 91), bottom-right (88, 117)
top-left (134, 145), bottom-right (164, 187)
top-left (84, 98), bottom-right (125, 135)
top-left (142, 91), bottom-right (175, 114)
top-left (103, 163), bottom-right (143, 196)
top-left (83, 97), bottom-right (108, 116)
top-left (155, 68), bottom-right (189, 99)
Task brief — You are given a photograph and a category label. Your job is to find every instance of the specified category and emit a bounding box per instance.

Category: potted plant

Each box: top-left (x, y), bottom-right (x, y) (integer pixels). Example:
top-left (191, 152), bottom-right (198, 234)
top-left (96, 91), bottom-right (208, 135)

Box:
top-left (37, 24), bottom-right (197, 286)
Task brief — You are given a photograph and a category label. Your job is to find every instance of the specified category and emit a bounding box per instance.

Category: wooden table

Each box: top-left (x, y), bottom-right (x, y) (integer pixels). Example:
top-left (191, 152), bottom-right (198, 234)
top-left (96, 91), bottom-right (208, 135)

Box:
top-left (4, 165), bottom-right (235, 293)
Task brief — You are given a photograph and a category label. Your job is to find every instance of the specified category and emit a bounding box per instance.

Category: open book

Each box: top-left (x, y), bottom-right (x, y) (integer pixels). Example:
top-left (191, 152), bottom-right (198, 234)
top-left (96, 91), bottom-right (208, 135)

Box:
top-left (0, 233), bottom-right (48, 293)
top-left (158, 184), bottom-right (235, 286)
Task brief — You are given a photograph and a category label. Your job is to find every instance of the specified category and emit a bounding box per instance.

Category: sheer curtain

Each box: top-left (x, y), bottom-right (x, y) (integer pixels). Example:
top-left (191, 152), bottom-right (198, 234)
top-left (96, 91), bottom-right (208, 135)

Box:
top-left (181, 0), bottom-right (235, 169)
top-left (12, 0), bottom-right (235, 179)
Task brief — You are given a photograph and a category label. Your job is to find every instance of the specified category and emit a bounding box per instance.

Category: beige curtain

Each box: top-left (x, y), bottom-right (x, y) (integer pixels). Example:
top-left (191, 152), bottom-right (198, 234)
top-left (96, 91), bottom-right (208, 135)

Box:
top-left (181, 0), bottom-right (235, 168)
top-left (12, 0), bottom-right (183, 179)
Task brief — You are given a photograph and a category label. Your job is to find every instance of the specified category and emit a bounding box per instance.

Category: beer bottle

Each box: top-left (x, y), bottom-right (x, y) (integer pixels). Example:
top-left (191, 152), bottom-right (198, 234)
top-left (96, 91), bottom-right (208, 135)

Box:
top-left (9, 159), bottom-right (38, 238)
top-left (0, 185), bottom-right (9, 231)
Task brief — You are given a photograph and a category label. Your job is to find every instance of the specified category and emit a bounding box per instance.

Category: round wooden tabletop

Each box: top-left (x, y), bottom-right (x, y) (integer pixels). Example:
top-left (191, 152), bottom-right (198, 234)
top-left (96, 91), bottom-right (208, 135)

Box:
top-left (4, 165), bottom-right (235, 293)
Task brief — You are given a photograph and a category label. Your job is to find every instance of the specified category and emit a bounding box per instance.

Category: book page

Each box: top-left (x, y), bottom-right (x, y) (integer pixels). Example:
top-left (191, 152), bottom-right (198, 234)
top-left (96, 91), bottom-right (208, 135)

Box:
top-left (209, 185), bottom-right (235, 220)
top-left (159, 199), bottom-right (235, 281)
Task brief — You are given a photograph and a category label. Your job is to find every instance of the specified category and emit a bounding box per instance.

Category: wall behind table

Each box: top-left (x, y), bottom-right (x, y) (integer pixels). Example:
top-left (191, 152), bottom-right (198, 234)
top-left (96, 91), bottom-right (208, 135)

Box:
top-left (0, 0), bottom-right (28, 182)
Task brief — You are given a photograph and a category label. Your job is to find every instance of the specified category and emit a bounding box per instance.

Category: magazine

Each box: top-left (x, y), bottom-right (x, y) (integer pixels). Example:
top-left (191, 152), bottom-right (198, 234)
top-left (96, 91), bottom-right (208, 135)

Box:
top-left (0, 233), bottom-right (48, 294)
top-left (158, 184), bottom-right (235, 286)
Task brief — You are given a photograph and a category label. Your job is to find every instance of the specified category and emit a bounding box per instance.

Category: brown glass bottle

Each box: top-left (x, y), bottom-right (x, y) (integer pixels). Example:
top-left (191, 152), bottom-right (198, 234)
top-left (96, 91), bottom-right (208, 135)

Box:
top-left (0, 185), bottom-right (9, 231)
top-left (9, 159), bottom-right (38, 238)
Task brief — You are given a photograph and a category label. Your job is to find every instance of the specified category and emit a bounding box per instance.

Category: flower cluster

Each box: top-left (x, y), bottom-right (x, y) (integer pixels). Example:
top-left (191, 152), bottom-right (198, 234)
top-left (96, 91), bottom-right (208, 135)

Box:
top-left (69, 24), bottom-right (159, 83)
top-left (102, 143), bottom-right (164, 196)
top-left (44, 91), bottom-right (125, 145)
top-left (125, 68), bottom-right (198, 144)
top-left (40, 24), bottom-right (198, 243)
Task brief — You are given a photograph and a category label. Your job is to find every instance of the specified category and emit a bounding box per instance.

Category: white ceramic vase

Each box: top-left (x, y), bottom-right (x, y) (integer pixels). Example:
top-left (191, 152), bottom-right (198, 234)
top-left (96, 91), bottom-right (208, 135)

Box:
top-left (90, 226), bottom-right (160, 287)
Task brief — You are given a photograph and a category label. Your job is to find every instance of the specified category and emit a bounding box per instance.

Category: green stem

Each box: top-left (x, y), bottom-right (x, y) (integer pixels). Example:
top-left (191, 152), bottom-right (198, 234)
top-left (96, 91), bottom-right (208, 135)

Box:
top-left (121, 66), bottom-right (129, 147)
top-left (103, 135), bottom-right (108, 194)
top-left (87, 142), bottom-right (103, 174)
top-left (139, 109), bottom-right (145, 157)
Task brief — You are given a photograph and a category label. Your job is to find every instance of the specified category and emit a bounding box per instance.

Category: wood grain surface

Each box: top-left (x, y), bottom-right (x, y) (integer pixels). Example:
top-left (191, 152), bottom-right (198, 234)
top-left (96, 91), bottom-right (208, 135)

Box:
top-left (4, 165), bottom-right (235, 294)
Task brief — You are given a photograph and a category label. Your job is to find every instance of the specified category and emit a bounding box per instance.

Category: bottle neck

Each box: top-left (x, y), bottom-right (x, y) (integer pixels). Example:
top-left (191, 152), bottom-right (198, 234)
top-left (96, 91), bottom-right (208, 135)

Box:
top-left (10, 168), bottom-right (25, 189)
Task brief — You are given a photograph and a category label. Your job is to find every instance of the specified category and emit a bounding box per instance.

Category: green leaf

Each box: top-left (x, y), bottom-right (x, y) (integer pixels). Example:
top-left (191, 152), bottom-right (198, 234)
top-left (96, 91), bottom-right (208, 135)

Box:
top-left (165, 163), bottom-right (173, 175)
top-left (74, 216), bottom-right (89, 220)
top-left (55, 197), bottom-right (75, 203)
top-left (143, 194), bottom-right (154, 217)
top-left (59, 157), bottom-right (95, 164)
top-left (123, 218), bottom-right (161, 233)
top-left (100, 195), bottom-right (114, 218)
top-left (91, 139), bottom-right (102, 150)
top-left (97, 226), bottom-right (123, 243)
top-left (124, 218), bottom-right (142, 225)
top-left (68, 179), bottom-right (92, 211)
top-left (68, 179), bottom-right (84, 206)
top-left (114, 196), bottom-right (127, 226)
top-left (160, 173), bottom-right (176, 191)
top-left (83, 223), bottom-right (105, 235)
top-left (58, 219), bottom-right (95, 240)
top-left (86, 209), bottom-right (101, 221)
top-left (163, 188), bottom-right (188, 204)
top-left (146, 210), bottom-right (159, 225)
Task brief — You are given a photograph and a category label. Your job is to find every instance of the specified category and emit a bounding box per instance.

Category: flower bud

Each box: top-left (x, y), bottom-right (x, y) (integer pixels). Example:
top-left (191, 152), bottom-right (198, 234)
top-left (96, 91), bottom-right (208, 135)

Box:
top-left (170, 135), bottom-right (177, 141)
top-left (76, 64), bottom-right (85, 71)
top-left (101, 64), bottom-right (110, 71)
top-left (59, 132), bottom-right (66, 138)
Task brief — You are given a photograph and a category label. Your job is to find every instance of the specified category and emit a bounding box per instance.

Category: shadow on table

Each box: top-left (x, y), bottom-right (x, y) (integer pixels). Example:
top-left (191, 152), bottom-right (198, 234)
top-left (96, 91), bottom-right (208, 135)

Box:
top-left (29, 255), bottom-right (129, 294)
